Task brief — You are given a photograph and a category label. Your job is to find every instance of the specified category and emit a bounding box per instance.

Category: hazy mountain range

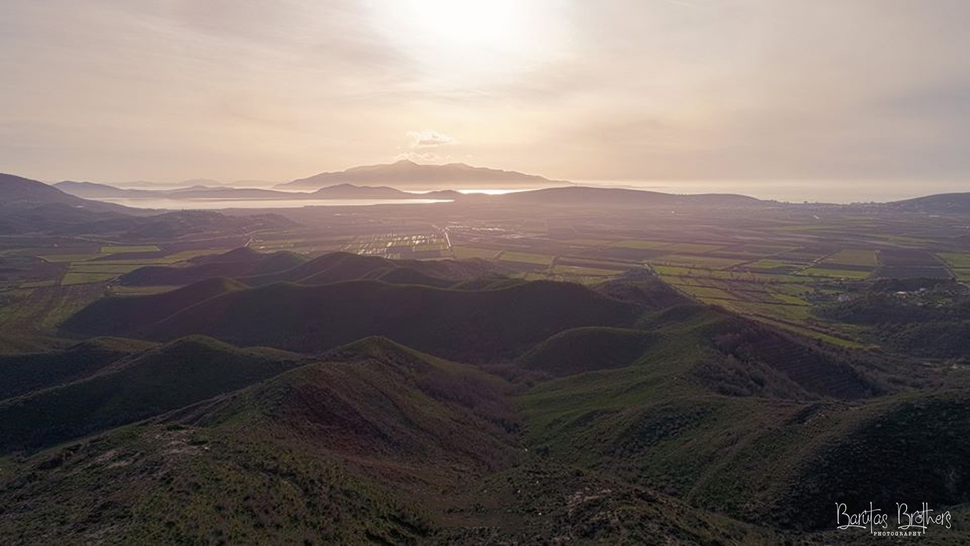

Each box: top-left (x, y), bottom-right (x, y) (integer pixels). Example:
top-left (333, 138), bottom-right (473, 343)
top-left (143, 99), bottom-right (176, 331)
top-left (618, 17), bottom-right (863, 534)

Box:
top-left (279, 159), bottom-right (567, 190)
top-left (54, 181), bottom-right (462, 201)
top-left (5, 167), bottom-right (970, 215)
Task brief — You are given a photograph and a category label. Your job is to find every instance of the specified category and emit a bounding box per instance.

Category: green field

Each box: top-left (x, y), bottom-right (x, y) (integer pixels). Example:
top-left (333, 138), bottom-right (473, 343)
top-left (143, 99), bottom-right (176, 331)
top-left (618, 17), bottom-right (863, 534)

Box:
top-left (675, 285), bottom-right (734, 299)
top-left (823, 249), bottom-right (879, 267)
top-left (659, 243), bottom-right (724, 253)
top-left (100, 245), bottom-right (161, 254)
top-left (743, 259), bottom-right (807, 270)
top-left (499, 251), bottom-right (555, 266)
top-left (39, 253), bottom-right (102, 263)
top-left (608, 240), bottom-right (669, 249)
top-left (551, 264), bottom-right (617, 277)
top-left (564, 238), bottom-right (614, 246)
top-left (652, 255), bottom-right (746, 269)
top-left (938, 252), bottom-right (970, 269)
top-left (60, 272), bottom-right (118, 286)
top-left (801, 267), bottom-right (872, 280)
top-left (452, 246), bottom-right (500, 260)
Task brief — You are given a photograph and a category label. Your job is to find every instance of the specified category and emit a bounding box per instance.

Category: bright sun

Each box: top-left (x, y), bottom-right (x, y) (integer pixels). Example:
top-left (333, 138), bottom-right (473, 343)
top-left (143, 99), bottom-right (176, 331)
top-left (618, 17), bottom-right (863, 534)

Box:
top-left (376, 0), bottom-right (555, 79)
top-left (399, 0), bottom-right (522, 49)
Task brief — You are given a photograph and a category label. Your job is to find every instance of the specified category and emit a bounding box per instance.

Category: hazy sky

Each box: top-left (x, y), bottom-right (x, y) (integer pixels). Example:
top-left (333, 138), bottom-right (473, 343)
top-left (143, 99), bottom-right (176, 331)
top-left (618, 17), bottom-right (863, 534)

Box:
top-left (2, 0), bottom-right (969, 188)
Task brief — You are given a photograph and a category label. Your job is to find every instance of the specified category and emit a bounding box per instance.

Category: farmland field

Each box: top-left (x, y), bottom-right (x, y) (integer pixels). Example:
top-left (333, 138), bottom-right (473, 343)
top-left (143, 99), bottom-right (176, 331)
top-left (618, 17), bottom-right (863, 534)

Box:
top-left (823, 249), bottom-right (879, 267)
top-left (100, 245), bottom-right (161, 254)
top-left (498, 251), bottom-right (555, 266)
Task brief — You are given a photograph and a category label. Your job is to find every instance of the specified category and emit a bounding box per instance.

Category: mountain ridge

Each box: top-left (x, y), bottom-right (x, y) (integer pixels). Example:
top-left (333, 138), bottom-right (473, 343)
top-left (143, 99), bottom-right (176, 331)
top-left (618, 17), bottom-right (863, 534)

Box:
top-left (279, 159), bottom-right (567, 190)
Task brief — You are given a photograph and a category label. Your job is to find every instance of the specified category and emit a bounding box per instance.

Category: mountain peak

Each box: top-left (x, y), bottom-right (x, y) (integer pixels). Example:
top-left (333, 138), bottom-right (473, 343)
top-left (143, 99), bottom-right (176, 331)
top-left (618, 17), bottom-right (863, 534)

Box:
top-left (278, 162), bottom-right (564, 190)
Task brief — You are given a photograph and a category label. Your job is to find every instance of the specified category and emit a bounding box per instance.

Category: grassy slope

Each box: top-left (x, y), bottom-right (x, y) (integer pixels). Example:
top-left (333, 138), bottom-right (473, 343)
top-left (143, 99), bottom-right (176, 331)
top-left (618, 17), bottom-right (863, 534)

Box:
top-left (119, 250), bottom-right (307, 286)
top-left (240, 251), bottom-right (501, 288)
top-left (0, 337), bottom-right (155, 401)
top-left (0, 337), bottom-right (788, 544)
top-left (0, 338), bottom-right (515, 544)
top-left (61, 277), bottom-right (247, 337)
top-left (517, 305), bottom-right (969, 532)
top-left (0, 336), bottom-right (300, 454)
top-left (516, 327), bottom-right (658, 377)
top-left (139, 280), bottom-right (641, 360)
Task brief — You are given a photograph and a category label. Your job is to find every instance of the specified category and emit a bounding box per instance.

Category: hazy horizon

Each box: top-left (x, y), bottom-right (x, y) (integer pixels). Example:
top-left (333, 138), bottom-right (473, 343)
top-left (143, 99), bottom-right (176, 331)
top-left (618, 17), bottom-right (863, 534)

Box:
top-left (3, 0), bottom-right (969, 197)
top-left (33, 165), bottom-right (961, 204)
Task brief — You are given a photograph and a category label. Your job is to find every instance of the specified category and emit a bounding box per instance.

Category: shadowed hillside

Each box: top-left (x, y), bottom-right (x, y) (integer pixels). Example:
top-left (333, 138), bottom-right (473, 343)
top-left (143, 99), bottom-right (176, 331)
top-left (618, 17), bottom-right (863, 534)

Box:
top-left (144, 280), bottom-right (641, 360)
top-left (0, 336), bottom-right (300, 454)
top-left (62, 277), bottom-right (247, 337)
top-left (0, 337), bottom-right (785, 544)
top-left (119, 248), bottom-right (307, 286)
top-left (517, 327), bottom-right (658, 377)
top-left (0, 337), bottom-right (155, 401)
top-left (499, 186), bottom-right (764, 208)
top-left (195, 337), bottom-right (518, 471)
top-left (240, 251), bottom-right (501, 288)
top-left (0, 174), bottom-right (296, 237)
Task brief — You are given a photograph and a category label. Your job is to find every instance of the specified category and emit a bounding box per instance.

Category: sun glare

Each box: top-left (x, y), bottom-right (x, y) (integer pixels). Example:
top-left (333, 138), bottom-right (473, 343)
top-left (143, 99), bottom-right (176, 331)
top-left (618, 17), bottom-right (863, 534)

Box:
top-left (375, 0), bottom-right (557, 79)
top-left (401, 0), bottom-right (521, 48)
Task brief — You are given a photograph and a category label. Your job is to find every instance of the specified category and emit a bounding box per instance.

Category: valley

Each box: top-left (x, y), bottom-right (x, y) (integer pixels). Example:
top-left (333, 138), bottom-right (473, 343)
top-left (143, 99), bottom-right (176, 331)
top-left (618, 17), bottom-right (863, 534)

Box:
top-left (1, 174), bottom-right (969, 543)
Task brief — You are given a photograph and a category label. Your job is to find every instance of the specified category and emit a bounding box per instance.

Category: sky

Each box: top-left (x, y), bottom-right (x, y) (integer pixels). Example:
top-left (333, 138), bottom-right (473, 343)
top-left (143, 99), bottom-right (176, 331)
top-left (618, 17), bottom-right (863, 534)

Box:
top-left (2, 0), bottom-right (969, 195)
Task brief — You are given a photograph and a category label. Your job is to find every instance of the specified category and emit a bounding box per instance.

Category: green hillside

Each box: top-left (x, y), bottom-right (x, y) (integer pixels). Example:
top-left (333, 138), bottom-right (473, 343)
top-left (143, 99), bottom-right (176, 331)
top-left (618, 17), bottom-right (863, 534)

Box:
top-left (61, 277), bottom-right (247, 337)
top-left (119, 248), bottom-right (307, 286)
top-left (0, 336), bottom-right (300, 453)
top-left (240, 251), bottom-right (501, 288)
top-left (71, 279), bottom-right (640, 360)
top-left (0, 337), bottom-right (155, 401)
top-left (0, 337), bottom-right (785, 544)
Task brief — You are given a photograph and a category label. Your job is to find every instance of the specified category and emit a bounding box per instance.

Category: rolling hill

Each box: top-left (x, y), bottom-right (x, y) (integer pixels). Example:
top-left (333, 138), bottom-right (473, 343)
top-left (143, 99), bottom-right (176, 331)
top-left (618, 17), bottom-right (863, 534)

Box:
top-left (517, 327), bottom-right (658, 377)
top-left (116, 250), bottom-right (503, 288)
top-left (0, 337), bottom-right (155, 401)
top-left (239, 251), bottom-right (502, 287)
top-left (887, 192), bottom-right (970, 214)
top-left (499, 186), bottom-right (765, 208)
top-left (1, 173), bottom-right (130, 212)
top-left (119, 248), bottom-right (308, 286)
top-left (62, 277), bottom-right (248, 336)
top-left (0, 336), bottom-right (300, 454)
top-left (64, 278), bottom-right (641, 360)
top-left (0, 173), bottom-right (136, 234)
top-left (0, 173), bottom-right (297, 237)
top-left (144, 279), bottom-right (641, 360)
top-left (0, 337), bottom-right (784, 544)
top-left (514, 303), bottom-right (970, 534)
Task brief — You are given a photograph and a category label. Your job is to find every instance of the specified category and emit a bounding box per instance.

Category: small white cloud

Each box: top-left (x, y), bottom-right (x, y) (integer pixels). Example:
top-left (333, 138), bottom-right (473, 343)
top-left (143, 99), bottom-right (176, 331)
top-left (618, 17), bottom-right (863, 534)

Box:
top-left (406, 130), bottom-right (457, 149)
top-left (396, 130), bottom-right (458, 163)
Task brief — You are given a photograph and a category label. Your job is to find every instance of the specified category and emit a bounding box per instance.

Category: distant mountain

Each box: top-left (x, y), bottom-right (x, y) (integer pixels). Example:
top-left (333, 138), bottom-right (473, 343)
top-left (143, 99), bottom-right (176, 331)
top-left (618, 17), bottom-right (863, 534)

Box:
top-left (279, 160), bottom-right (565, 190)
top-left (0, 173), bottom-right (142, 234)
top-left (70, 209), bottom-right (297, 241)
top-left (887, 192), bottom-right (970, 213)
top-left (498, 186), bottom-right (765, 207)
top-left (57, 179), bottom-right (462, 201)
top-left (2, 174), bottom-right (297, 237)
top-left (55, 181), bottom-right (159, 199)
top-left (1, 174), bottom-right (130, 213)
top-left (56, 181), bottom-right (290, 200)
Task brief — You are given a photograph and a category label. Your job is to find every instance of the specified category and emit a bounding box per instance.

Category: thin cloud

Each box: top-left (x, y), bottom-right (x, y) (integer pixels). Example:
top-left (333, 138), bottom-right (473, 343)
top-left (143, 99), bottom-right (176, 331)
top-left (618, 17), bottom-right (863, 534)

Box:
top-left (406, 130), bottom-right (457, 149)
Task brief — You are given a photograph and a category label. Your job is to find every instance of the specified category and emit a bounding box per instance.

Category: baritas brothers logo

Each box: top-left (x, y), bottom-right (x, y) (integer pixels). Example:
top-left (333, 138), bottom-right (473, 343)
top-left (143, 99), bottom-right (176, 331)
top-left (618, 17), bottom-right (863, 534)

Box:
top-left (836, 502), bottom-right (952, 537)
